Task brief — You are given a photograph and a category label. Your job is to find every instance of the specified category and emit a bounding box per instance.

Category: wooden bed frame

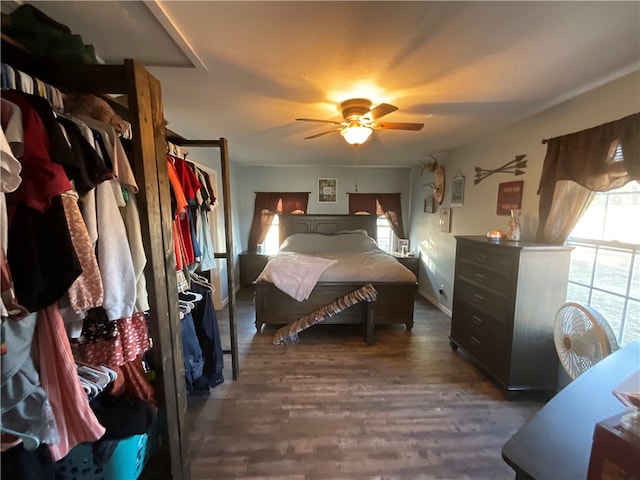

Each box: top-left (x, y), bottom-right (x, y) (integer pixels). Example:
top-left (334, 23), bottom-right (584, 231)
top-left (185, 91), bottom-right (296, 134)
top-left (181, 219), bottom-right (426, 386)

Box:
top-left (254, 214), bottom-right (417, 334)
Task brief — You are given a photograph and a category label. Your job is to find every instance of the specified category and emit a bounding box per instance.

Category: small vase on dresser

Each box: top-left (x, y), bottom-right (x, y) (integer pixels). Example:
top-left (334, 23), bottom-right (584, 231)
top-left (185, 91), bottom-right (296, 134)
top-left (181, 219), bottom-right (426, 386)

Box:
top-left (506, 209), bottom-right (522, 241)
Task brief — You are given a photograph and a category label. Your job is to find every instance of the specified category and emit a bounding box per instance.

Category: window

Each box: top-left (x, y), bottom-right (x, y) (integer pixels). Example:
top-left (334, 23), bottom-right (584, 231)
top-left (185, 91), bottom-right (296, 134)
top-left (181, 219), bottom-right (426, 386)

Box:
top-left (377, 216), bottom-right (394, 253)
top-left (263, 214), bottom-right (280, 254)
top-left (566, 180), bottom-right (640, 346)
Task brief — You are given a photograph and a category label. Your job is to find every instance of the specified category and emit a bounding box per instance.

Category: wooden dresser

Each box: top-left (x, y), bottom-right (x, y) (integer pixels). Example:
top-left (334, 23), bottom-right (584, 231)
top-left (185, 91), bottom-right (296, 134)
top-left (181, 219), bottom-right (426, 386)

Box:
top-left (450, 236), bottom-right (573, 397)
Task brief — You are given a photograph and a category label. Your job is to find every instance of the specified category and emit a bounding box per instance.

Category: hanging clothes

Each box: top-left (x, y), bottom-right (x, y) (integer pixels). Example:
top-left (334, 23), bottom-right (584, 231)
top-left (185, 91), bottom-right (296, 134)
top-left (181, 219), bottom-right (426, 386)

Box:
top-left (2, 90), bottom-right (83, 313)
top-left (7, 197), bottom-right (82, 314)
top-left (71, 114), bottom-right (138, 192)
top-left (76, 310), bottom-right (150, 369)
top-left (180, 311), bottom-right (206, 396)
top-left (121, 191), bottom-right (149, 313)
top-left (95, 179), bottom-right (136, 321)
top-left (55, 114), bottom-right (112, 192)
top-left (186, 280), bottom-right (224, 389)
top-left (33, 304), bottom-right (105, 462)
top-left (189, 162), bottom-right (223, 307)
top-left (60, 191), bottom-right (103, 314)
top-left (0, 313), bottom-right (59, 452)
top-left (196, 207), bottom-right (216, 272)
top-left (0, 122), bottom-right (23, 323)
top-left (1, 90), bottom-right (71, 212)
top-left (173, 156), bottom-right (202, 265)
top-left (1, 62), bottom-right (156, 465)
top-left (167, 157), bottom-right (189, 270)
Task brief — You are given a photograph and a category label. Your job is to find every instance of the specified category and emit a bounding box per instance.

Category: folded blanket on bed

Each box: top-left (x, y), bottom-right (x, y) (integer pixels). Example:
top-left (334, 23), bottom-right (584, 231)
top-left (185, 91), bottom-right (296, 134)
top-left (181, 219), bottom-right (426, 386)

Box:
top-left (256, 252), bottom-right (338, 302)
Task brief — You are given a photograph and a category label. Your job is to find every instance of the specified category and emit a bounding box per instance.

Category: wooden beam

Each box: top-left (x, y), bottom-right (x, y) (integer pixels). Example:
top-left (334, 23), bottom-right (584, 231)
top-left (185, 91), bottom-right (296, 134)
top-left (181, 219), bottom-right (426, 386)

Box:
top-left (125, 60), bottom-right (189, 480)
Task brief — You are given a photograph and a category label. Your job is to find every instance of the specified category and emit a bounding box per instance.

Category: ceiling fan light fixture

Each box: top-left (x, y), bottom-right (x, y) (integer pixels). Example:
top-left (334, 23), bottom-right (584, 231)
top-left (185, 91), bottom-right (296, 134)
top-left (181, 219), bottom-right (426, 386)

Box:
top-left (340, 125), bottom-right (373, 145)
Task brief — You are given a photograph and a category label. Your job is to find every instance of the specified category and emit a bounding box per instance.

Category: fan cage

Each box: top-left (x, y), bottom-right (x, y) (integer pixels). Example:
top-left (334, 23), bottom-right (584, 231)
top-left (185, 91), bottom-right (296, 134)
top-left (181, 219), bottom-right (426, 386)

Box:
top-left (553, 302), bottom-right (619, 379)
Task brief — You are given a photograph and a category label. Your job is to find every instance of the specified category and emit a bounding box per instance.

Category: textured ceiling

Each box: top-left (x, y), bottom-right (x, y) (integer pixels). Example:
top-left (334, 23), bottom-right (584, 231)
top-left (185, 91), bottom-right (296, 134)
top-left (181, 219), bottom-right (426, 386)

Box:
top-left (20, 1), bottom-right (640, 166)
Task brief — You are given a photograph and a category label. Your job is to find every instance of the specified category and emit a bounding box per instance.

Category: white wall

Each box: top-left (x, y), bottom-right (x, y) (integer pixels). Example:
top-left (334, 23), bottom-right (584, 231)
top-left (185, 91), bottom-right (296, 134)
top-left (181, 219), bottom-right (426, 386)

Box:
top-left (190, 71), bottom-right (639, 310)
top-left (188, 159), bottom-right (412, 297)
top-left (409, 70), bottom-right (640, 313)
top-left (232, 165), bottom-right (413, 251)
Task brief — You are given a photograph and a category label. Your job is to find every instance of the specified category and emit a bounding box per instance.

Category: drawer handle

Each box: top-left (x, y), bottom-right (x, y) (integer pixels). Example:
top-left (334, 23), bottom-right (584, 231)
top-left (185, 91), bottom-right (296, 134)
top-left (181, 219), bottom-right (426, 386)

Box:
top-left (474, 273), bottom-right (485, 282)
top-left (473, 293), bottom-right (484, 304)
top-left (471, 315), bottom-right (483, 326)
top-left (470, 336), bottom-right (481, 347)
top-left (475, 254), bottom-right (487, 262)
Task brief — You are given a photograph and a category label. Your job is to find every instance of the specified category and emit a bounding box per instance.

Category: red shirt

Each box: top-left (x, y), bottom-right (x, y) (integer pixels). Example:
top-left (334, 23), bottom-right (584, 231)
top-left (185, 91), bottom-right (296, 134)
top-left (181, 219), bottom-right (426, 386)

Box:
top-left (2, 91), bottom-right (71, 212)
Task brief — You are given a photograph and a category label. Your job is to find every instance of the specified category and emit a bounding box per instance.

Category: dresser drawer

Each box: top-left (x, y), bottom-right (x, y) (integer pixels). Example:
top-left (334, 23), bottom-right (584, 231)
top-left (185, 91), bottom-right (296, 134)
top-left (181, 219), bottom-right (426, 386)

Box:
top-left (457, 242), bottom-right (516, 274)
top-left (454, 278), bottom-right (512, 322)
top-left (451, 321), bottom-right (509, 382)
top-left (452, 299), bottom-right (509, 344)
top-left (456, 260), bottom-right (513, 295)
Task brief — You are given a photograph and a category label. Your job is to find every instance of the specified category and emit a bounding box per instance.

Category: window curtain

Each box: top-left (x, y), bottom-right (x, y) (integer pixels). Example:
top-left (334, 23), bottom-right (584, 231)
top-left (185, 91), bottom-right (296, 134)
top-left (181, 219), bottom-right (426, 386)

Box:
top-left (247, 192), bottom-right (309, 252)
top-left (535, 113), bottom-right (639, 244)
top-left (280, 192), bottom-right (309, 214)
top-left (348, 193), bottom-right (405, 239)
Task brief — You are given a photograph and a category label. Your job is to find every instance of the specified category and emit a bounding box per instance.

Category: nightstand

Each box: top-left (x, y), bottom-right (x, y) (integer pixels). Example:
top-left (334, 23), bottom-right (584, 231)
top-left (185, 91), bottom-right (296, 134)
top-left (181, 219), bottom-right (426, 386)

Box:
top-left (239, 251), bottom-right (272, 286)
top-left (391, 252), bottom-right (420, 278)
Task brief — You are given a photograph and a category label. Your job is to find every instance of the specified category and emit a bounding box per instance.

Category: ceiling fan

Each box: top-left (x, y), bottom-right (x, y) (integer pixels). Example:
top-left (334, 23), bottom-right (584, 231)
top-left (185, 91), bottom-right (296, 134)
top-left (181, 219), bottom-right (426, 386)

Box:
top-left (296, 98), bottom-right (424, 145)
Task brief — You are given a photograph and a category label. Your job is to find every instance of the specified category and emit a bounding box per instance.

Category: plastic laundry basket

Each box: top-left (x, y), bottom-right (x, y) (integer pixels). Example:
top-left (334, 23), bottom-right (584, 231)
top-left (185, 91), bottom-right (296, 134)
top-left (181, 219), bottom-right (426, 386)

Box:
top-left (54, 429), bottom-right (156, 480)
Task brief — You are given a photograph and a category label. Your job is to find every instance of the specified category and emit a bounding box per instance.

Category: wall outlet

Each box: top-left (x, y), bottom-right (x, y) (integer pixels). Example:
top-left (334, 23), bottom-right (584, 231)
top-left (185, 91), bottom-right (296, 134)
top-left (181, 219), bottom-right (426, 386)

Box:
top-left (439, 284), bottom-right (445, 295)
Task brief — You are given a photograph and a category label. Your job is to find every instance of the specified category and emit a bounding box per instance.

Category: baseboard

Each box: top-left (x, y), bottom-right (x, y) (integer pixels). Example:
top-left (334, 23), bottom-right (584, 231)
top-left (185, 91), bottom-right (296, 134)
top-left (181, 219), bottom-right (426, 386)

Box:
top-left (221, 284), bottom-right (243, 307)
top-left (417, 289), bottom-right (452, 317)
top-left (219, 296), bottom-right (229, 309)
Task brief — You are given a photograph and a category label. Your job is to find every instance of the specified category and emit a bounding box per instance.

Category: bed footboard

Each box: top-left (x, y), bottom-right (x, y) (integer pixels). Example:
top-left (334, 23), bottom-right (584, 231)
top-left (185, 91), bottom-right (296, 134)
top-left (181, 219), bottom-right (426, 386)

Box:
top-left (254, 281), bottom-right (416, 332)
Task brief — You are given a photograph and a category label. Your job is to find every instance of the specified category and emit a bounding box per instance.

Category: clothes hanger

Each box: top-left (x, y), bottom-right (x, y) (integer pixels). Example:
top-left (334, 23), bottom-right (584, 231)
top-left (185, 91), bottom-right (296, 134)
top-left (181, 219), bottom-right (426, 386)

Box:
top-left (189, 276), bottom-right (214, 294)
top-left (191, 272), bottom-right (212, 286)
top-left (78, 378), bottom-right (99, 400)
top-left (178, 300), bottom-right (194, 316)
top-left (77, 365), bottom-right (111, 390)
top-left (180, 291), bottom-right (203, 302)
top-left (75, 360), bottom-right (118, 384)
top-left (1, 63), bottom-right (65, 113)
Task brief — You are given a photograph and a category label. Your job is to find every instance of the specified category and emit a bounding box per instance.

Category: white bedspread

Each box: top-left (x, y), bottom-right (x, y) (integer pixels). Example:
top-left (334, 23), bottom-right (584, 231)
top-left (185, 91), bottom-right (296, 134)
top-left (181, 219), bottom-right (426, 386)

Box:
top-left (257, 233), bottom-right (417, 301)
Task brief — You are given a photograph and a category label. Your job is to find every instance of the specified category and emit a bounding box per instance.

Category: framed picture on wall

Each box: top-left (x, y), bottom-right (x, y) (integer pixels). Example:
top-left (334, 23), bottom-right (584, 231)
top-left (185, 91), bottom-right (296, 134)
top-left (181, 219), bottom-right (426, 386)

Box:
top-left (439, 207), bottom-right (451, 233)
top-left (496, 180), bottom-right (524, 215)
top-left (318, 178), bottom-right (337, 203)
top-left (450, 172), bottom-right (465, 207)
top-left (424, 196), bottom-right (436, 213)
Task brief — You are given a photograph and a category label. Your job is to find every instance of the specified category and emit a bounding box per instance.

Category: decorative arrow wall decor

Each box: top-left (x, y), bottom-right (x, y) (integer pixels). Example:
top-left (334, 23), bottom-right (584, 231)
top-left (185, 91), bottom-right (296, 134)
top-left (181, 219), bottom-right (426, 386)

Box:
top-left (474, 154), bottom-right (527, 185)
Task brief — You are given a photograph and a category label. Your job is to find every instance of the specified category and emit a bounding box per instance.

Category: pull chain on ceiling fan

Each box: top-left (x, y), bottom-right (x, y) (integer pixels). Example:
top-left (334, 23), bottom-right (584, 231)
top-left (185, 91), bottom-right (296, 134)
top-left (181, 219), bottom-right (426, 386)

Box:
top-left (296, 98), bottom-right (424, 145)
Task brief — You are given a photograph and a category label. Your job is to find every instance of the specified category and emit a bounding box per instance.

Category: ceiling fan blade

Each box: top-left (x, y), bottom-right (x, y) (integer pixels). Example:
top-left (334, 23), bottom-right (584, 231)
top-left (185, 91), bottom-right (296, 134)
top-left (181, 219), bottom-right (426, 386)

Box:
top-left (374, 121), bottom-right (424, 131)
top-left (304, 128), bottom-right (341, 140)
top-left (368, 103), bottom-right (398, 120)
top-left (295, 118), bottom-right (342, 125)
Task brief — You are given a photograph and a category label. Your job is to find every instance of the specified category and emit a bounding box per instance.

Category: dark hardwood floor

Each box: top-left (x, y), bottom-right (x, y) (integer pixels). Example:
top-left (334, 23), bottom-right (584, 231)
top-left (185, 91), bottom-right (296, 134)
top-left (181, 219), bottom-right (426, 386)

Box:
top-left (187, 287), bottom-right (545, 480)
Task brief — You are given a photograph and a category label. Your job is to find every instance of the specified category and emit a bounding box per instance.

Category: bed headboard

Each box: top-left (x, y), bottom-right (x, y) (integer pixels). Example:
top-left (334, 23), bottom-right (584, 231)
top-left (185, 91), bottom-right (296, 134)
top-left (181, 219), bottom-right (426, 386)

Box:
top-left (279, 214), bottom-right (377, 245)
